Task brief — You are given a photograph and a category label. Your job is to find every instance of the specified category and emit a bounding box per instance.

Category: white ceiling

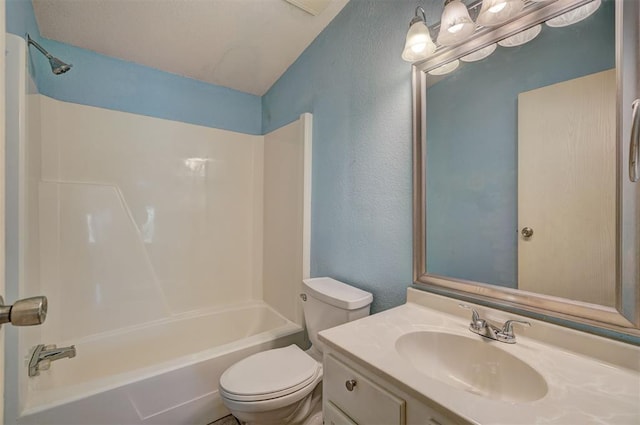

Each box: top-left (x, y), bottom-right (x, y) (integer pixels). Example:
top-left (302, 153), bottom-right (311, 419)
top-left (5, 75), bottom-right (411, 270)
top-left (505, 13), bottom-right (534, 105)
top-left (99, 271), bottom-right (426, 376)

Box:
top-left (32, 0), bottom-right (349, 96)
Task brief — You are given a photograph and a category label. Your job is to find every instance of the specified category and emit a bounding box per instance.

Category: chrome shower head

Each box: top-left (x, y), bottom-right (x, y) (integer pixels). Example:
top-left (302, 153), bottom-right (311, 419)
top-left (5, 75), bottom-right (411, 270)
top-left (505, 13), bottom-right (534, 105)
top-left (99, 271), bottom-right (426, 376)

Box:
top-left (49, 57), bottom-right (72, 75)
top-left (26, 34), bottom-right (73, 75)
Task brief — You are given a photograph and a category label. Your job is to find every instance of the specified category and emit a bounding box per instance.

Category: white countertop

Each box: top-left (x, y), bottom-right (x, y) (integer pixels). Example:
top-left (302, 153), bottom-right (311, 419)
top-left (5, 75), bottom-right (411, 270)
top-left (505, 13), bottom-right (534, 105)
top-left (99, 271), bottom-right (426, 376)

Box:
top-left (318, 289), bottom-right (640, 424)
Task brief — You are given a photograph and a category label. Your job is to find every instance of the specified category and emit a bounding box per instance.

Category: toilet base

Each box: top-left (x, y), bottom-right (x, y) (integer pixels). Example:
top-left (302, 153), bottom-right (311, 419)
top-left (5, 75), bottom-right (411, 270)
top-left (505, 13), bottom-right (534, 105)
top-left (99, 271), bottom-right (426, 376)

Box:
top-left (302, 408), bottom-right (323, 425)
top-left (232, 383), bottom-right (322, 425)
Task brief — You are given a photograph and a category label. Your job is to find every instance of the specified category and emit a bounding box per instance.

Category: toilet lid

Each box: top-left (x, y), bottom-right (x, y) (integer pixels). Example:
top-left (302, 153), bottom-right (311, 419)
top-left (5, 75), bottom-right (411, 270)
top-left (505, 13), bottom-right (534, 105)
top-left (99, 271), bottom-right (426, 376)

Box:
top-left (219, 344), bottom-right (321, 401)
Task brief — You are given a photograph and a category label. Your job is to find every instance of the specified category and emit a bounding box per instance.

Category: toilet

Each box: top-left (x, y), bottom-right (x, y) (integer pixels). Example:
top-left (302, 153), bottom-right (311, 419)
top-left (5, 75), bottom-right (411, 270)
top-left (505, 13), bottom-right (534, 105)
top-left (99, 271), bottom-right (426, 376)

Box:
top-left (219, 277), bottom-right (373, 425)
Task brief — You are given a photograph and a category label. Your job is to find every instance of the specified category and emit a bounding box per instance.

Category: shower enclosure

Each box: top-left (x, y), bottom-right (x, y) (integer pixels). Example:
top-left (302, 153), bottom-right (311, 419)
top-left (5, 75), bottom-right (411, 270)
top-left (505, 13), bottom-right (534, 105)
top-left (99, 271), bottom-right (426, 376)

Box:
top-left (5, 34), bottom-right (311, 424)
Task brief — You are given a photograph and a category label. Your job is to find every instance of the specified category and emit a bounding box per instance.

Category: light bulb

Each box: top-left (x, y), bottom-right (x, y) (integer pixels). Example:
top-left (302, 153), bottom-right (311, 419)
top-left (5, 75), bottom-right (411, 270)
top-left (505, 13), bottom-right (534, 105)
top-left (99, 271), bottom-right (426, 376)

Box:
top-left (477, 0), bottom-right (524, 27)
top-left (437, 0), bottom-right (476, 46)
top-left (448, 23), bottom-right (464, 33)
top-left (411, 43), bottom-right (427, 53)
top-left (402, 19), bottom-right (436, 62)
top-left (489, 2), bottom-right (507, 13)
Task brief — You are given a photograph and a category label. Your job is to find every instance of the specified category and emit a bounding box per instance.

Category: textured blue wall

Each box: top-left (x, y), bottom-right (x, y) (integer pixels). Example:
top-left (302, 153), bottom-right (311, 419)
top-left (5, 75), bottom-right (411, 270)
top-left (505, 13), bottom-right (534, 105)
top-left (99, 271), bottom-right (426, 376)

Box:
top-left (426, 1), bottom-right (615, 288)
top-left (262, 0), bottom-right (440, 313)
top-left (6, 0), bottom-right (40, 40)
top-left (6, 0), bottom-right (262, 135)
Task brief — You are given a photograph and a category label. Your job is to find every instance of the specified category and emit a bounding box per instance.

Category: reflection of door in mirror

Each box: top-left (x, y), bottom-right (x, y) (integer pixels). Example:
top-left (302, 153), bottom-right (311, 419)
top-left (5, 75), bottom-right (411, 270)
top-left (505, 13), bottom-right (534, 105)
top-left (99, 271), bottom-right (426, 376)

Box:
top-left (424, 0), bottom-right (616, 300)
top-left (518, 70), bottom-right (616, 306)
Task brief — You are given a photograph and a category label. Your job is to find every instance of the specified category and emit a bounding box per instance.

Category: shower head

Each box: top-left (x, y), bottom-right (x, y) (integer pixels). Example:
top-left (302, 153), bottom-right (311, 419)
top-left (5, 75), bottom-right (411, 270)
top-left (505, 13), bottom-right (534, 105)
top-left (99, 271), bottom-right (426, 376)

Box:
top-left (48, 57), bottom-right (72, 75)
top-left (26, 34), bottom-right (73, 75)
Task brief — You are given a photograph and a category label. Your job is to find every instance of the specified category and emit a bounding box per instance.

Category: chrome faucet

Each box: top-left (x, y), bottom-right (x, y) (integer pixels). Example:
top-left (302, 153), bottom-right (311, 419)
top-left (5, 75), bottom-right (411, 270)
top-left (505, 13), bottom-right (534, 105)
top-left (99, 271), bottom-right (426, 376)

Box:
top-left (29, 344), bottom-right (76, 377)
top-left (459, 304), bottom-right (531, 344)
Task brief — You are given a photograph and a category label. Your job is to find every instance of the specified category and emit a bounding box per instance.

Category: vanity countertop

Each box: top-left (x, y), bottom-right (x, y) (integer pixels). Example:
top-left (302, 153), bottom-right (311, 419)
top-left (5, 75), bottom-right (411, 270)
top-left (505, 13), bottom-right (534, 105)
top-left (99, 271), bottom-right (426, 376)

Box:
top-left (318, 289), bottom-right (640, 424)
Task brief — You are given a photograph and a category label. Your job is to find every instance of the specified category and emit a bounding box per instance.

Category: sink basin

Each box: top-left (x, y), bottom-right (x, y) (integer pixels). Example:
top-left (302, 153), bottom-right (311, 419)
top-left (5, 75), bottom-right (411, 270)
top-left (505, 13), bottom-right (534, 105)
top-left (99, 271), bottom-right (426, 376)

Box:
top-left (395, 331), bottom-right (548, 402)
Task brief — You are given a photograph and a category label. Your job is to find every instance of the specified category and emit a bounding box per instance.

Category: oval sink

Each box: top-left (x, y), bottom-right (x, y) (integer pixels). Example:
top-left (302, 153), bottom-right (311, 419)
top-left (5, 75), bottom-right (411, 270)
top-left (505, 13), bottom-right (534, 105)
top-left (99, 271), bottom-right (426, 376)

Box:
top-left (395, 331), bottom-right (548, 402)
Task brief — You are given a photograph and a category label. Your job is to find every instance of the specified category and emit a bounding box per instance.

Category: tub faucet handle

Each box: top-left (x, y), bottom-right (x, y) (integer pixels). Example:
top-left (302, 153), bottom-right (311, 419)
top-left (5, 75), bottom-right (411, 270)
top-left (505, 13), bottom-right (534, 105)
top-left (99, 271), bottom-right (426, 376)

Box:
top-left (0, 295), bottom-right (48, 328)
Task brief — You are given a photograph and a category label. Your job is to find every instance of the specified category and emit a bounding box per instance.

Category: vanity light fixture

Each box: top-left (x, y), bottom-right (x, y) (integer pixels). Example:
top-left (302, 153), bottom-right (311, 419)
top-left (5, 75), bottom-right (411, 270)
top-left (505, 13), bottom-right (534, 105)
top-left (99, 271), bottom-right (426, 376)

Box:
top-left (546, 0), bottom-right (601, 27)
top-left (476, 0), bottom-right (525, 27)
top-left (460, 43), bottom-right (497, 62)
top-left (428, 59), bottom-right (460, 75)
top-left (437, 0), bottom-right (476, 46)
top-left (498, 24), bottom-right (542, 47)
top-left (402, 6), bottom-right (437, 62)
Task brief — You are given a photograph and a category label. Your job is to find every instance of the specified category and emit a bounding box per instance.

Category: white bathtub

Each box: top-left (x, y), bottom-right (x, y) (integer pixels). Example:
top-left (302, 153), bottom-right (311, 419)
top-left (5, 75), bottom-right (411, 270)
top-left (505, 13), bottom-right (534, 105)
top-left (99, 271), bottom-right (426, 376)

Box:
top-left (17, 301), bottom-right (304, 425)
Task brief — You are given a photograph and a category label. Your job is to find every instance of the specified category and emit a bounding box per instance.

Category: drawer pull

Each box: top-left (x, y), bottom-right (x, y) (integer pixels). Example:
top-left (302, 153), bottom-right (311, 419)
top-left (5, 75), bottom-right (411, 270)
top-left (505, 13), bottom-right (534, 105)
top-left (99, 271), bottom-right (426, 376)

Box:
top-left (345, 379), bottom-right (357, 391)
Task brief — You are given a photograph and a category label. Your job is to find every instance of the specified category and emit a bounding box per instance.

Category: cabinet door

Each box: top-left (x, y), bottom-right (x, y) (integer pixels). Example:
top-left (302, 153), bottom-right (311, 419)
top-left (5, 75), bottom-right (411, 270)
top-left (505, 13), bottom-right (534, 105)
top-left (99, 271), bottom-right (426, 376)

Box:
top-left (324, 354), bottom-right (405, 425)
top-left (325, 402), bottom-right (358, 425)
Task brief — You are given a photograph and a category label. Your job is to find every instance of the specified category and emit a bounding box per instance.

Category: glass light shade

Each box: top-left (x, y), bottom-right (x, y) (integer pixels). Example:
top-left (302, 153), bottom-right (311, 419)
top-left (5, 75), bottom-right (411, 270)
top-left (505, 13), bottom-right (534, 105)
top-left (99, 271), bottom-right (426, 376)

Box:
top-left (546, 0), bottom-right (601, 28)
top-left (477, 0), bottom-right (525, 27)
top-left (402, 21), bottom-right (437, 62)
top-left (428, 59), bottom-right (460, 76)
top-left (437, 0), bottom-right (476, 46)
top-left (498, 24), bottom-right (542, 47)
top-left (460, 43), bottom-right (497, 62)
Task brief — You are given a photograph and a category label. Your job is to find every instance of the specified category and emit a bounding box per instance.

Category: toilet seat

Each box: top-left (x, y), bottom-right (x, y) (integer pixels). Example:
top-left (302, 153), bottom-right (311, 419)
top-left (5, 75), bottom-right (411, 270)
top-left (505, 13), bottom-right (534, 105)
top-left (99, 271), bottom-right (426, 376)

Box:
top-left (219, 345), bottom-right (322, 403)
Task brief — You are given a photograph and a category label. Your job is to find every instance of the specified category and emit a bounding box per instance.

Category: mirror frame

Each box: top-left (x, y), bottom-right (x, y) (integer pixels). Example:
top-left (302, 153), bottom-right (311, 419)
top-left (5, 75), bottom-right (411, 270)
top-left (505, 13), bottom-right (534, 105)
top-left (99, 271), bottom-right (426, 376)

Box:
top-left (412, 0), bottom-right (640, 337)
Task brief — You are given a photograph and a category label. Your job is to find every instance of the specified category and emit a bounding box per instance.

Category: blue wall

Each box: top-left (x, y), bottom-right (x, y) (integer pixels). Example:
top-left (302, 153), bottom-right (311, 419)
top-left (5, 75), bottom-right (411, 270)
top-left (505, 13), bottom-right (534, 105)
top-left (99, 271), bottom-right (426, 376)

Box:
top-left (425, 0), bottom-right (615, 288)
top-left (6, 0), bottom-right (637, 342)
top-left (262, 0), bottom-right (438, 312)
top-left (6, 0), bottom-right (262, 135)
top-left (6, 0), bottom-right (39, 40)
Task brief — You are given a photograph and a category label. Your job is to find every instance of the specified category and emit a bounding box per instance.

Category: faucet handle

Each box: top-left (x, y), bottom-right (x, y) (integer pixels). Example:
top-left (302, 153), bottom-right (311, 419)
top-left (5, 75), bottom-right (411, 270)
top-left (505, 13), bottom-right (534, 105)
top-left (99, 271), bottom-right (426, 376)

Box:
top-left (458, 304), bottom-right (485, 330)
top-left (501, 319), bottom-right (531, 337)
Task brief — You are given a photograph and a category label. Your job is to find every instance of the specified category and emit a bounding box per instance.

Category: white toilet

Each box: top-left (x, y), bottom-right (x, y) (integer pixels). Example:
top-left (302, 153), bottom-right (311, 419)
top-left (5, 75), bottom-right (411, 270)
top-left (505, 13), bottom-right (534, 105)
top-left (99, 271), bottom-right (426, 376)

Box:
top-left (219, 277), bottom-right (373, 425)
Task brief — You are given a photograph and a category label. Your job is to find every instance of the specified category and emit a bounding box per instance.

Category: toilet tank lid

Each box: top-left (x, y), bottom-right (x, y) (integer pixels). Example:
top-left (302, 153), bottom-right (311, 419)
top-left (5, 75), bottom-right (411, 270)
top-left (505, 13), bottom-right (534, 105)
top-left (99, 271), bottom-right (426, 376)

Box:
top-left (302, 277), bottom-right (373, 310)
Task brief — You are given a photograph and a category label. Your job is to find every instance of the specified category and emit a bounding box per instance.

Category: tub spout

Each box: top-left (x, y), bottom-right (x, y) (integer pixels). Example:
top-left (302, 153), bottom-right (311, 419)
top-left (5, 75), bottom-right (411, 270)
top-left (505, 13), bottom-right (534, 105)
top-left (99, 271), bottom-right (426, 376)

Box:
top-left (29, 344), bottom-right (76, 377)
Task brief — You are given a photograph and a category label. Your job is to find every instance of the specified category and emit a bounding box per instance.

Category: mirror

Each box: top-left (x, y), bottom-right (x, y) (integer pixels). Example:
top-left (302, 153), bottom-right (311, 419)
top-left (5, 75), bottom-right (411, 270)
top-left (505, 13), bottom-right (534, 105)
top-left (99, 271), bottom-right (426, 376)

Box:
top-left (412, 0), bottom-right (640, 337)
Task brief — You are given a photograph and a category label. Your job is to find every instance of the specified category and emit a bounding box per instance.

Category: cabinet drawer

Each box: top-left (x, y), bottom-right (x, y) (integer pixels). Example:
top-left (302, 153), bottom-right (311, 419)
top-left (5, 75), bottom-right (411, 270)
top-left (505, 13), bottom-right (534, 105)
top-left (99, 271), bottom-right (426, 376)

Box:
top-left (325, 354), bottom-right (405, 425)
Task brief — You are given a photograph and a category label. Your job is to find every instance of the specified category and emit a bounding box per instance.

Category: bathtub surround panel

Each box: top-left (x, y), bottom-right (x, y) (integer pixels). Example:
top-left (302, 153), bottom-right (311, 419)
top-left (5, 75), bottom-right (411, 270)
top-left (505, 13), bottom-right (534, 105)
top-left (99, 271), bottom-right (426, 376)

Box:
top-left (37, 96), bottom-right (264, 331)
top-left (263, 114), bottom-right (312, 324)
top-left (5, 34), bottom-right (44, 422)
top-left (38, 182), bottom-right (169, 342)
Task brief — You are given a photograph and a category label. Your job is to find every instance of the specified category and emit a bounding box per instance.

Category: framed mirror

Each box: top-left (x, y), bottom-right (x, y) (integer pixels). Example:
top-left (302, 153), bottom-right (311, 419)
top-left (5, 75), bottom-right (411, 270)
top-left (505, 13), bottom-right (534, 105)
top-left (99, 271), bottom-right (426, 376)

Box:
top-left (412, 0), bottom-right (640, 337)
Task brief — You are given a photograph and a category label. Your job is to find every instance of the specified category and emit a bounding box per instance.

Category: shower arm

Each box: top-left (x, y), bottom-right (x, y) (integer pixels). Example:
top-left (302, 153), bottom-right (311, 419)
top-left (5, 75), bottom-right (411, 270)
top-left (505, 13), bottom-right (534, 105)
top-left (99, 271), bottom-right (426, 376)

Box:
top-left (26, 35), bottom-right (54, 60)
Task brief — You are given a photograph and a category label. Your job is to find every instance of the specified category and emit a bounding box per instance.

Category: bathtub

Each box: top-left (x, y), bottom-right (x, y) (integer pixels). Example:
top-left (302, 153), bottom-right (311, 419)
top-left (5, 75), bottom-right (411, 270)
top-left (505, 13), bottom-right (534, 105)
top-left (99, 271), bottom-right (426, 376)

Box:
top-left (17, 301), bottom-right (304, 425)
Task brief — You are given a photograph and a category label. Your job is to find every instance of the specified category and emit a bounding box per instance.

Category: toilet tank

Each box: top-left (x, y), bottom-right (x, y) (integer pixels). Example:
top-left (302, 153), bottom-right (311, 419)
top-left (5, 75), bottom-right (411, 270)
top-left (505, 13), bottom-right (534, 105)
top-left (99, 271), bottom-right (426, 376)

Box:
top-left (301, 277), bottom-right (373, 354)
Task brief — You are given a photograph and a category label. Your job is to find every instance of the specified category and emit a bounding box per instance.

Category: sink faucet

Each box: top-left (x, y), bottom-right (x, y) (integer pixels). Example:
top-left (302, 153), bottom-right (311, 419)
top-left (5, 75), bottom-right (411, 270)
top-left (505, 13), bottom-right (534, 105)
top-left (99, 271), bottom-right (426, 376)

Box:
top-left (459, 304), bottom-right (531, 344)
top-left (29, 344), bottom-right (76, 377)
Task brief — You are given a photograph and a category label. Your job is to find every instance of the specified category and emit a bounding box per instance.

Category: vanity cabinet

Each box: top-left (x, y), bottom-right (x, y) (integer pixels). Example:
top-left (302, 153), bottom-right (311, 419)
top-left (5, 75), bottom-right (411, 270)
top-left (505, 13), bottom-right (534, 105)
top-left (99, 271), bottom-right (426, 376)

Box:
top-left (323, 352), bottom-right (465, 425)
